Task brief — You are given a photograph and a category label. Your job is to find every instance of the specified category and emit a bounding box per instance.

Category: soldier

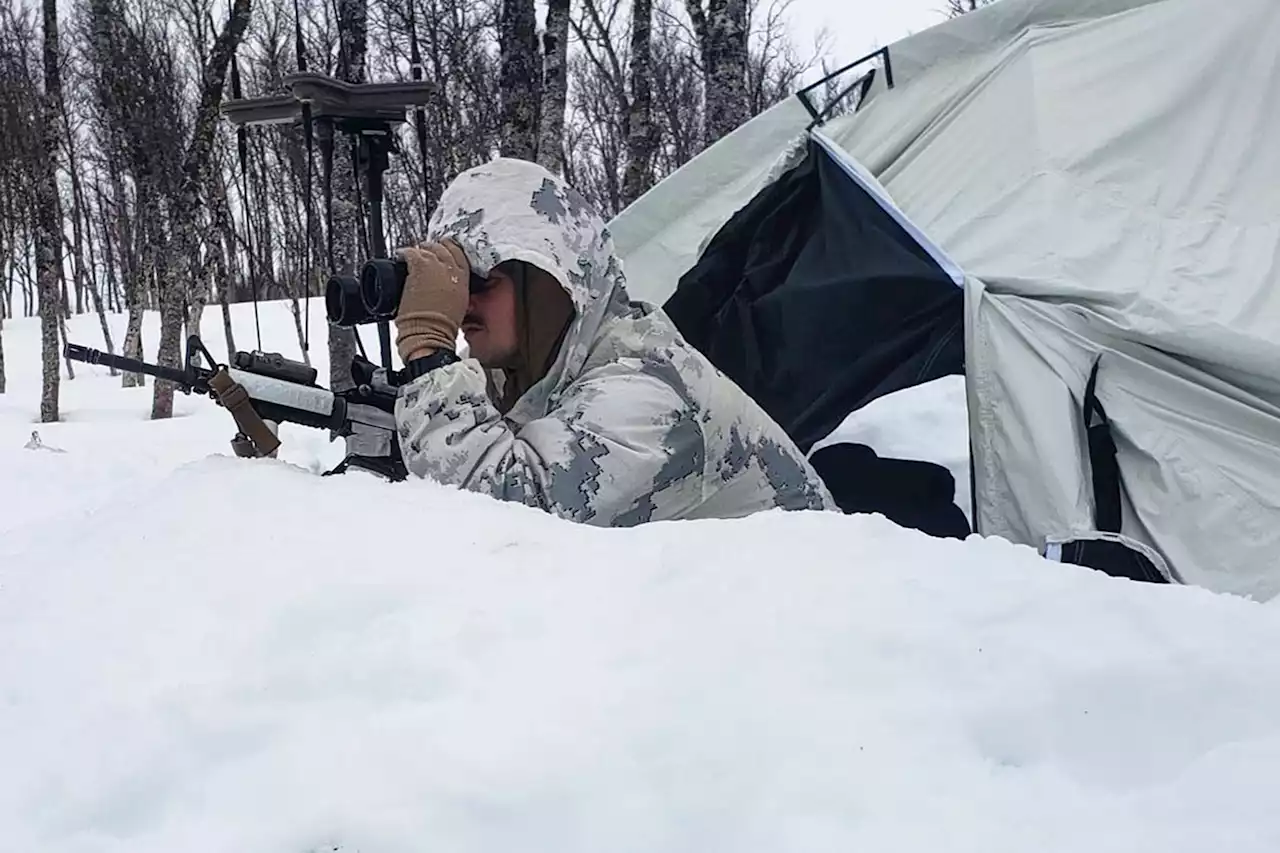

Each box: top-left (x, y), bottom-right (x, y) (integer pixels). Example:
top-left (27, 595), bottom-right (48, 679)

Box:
top-left (392, 157), bottom-right (836, 526)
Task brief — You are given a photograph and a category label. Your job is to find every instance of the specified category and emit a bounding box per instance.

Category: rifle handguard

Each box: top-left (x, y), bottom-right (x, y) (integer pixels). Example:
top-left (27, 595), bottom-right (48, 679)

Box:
top-left (208, 368), bottom-right (283, 457)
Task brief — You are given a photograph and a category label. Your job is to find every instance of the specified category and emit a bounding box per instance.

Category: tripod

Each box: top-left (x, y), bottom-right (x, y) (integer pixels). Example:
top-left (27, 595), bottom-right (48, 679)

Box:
top-left (221, 72), bottom-right (435, 375)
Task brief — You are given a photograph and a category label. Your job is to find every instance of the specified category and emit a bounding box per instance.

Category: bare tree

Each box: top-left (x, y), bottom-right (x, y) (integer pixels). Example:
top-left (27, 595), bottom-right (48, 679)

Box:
top-left (563, 0), bottom-right (630, 210)
top-left (564, 0), bottom-right (818, 216)
top-left (208, 150), bottom-right (239, 358)
top-left (365, 0), bottom-right (502, 236)
top-left (0, 0), bottom-right (827, 411)
top-left (537, 0), bottom-right (570, 174)
top-left (647, 0), bottom-right (703, 174)
top-left (620, 0), bottom-right (656, 206)
top-left (499, 0), bottom-right (540, 160)
top-left (326, 0), bottom-right (369, 391)
top-left (79, 0), bottom-right (188, 387)
top-left (684, 0), bottom-right (748, 144)
top-left (150, 0), bottom-right (252, 420)
top-left (35, 0), bottom-right (67, 422)
top-left (59, 79), bottom-right (117, 372)
top-left (745, 0), bottom-right (811, 114)
top-left (0, 5), bottom-right (43, 393)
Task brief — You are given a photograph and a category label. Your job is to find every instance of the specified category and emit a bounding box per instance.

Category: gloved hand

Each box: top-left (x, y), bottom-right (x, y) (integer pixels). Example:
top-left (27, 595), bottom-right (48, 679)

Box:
top-left (393, 239), bottom-right (470, 364)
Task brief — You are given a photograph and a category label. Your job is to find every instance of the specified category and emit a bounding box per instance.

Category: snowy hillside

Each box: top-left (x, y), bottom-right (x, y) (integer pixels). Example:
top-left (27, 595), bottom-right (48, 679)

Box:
top-left (3, 303), bottom-right (1280, 852)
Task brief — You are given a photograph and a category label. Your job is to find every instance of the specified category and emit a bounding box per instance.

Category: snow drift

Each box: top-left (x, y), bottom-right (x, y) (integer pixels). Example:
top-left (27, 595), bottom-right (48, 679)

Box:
top-left (2, 303), bottom-right (1280, 852)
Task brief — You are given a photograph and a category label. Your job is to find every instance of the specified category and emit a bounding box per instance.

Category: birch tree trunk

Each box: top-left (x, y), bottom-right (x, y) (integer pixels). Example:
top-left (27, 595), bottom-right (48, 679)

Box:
top-left (186, 244), bottom-right (211, 348)
top-left (117, 171), bottom-right (146, 386)
top-left (327, 0), bottom-right (368, 392)
top-left (213, 231), bottom-right (235, 359)
top-left (151, 239), bottom-right (184, 416)
top-left (220, 279), bottom-right (236, 357)
top-left (706, 0), bottom-right (748, 143)
top-left (536, 0), bottom-right (570, 174)
top-left (209, 163), bottom-right (238, 357)
top-left (151, 0), bottom-right (251, 419)
top-left (35, 0), bottom-right (64, 422)
top-left (58, 294), bottom-right (74, 379)
top-left (498, 0), bottom-right (540, 161)
top-left (686, 0), bottom-right (749, 145)
top-left (621, 0), bottom-right (655, 206)
top-left (20, 236), bottom-right (35, 317)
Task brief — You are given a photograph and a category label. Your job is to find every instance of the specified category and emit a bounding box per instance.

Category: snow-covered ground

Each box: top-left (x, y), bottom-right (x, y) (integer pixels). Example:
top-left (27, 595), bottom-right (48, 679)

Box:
top-left (3, 301), bottom-right (1280, 853)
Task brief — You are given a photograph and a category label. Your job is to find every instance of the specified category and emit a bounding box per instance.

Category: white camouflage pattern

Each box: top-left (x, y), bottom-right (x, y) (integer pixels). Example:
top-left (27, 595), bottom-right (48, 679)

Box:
top-left (394, 157), bottom-right (837, 526)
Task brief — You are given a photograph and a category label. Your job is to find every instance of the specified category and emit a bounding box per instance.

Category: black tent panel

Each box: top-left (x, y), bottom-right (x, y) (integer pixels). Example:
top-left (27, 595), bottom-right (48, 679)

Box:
top-left (663, 137), bottom-right (965, 456)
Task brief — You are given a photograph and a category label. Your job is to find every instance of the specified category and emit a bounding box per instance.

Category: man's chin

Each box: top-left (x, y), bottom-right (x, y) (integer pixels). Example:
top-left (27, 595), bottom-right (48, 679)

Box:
top-left (462, 332), bottom-right (493, 365)
top-left (467, 344), bottom-right (518, 369)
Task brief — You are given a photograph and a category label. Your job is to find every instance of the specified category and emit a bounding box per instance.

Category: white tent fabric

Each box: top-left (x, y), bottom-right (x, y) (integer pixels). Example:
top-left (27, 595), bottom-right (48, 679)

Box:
top-left (826, 0), bottom-right (1280, 599)
top-left (609, 0), bottom-right (1280, 600)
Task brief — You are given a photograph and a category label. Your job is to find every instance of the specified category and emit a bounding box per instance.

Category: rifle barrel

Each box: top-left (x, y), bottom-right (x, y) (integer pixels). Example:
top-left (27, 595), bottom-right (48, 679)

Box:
top-left (63, 343), bottom-right (203, 391)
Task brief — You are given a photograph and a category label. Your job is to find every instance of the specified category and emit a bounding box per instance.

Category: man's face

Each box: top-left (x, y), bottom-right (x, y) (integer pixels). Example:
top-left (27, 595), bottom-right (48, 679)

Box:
top-left (461, 266), bottom-right (519, 367)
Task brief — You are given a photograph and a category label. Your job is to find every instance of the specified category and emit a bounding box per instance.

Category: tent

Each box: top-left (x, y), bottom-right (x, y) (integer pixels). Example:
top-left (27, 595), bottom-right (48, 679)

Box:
top-left (608, 0), bottom-right (1280, 601)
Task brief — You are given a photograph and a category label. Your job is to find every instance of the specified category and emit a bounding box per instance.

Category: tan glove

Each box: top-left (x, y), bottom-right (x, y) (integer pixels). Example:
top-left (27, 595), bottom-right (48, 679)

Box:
top-left (394, 239), bottom-right (470, 363)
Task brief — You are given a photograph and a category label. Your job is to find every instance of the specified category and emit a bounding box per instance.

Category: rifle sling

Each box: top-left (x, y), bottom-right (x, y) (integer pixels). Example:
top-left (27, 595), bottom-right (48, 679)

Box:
top-left (208, 368), bottom-right (283, 457)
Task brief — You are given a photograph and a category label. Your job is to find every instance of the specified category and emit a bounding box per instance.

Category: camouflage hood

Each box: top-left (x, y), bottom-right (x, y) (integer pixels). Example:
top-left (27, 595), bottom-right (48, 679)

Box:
top-left (426, 158), bottom-right (635, 418)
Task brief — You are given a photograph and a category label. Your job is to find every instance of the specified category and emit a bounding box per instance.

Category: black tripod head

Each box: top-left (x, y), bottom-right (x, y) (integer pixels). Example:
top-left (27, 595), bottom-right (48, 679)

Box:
top-left (221, 72), bottom-right (434, 132)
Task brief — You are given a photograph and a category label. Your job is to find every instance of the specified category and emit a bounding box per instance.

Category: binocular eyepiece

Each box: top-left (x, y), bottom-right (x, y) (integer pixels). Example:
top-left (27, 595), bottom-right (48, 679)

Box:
top-left (325, 258), bottom-right (490, 327)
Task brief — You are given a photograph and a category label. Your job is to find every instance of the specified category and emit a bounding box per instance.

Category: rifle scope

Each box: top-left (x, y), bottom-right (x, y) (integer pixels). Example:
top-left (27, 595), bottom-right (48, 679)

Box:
top-left (326, 258), bottom-right (490, 327)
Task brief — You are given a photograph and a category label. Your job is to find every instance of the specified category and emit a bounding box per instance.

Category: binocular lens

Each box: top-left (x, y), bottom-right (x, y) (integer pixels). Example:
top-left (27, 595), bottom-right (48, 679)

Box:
top-left (325, 274), bottom-right (365, 327)
top-left (323, 255), bottom-right (496, 328)
top-left (360, 258), bottom-right (407, 319)
top-left (324, 259), bottom-right (406, 327)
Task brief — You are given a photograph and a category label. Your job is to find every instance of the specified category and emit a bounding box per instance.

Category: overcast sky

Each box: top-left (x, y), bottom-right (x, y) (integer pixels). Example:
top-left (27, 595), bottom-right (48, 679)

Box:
top-left (782, 0), bottom-right (957, 82)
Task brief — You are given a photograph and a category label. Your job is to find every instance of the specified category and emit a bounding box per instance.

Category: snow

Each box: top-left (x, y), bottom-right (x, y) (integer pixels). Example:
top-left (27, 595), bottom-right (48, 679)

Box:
top-left (3, 301), bottom-right (1280, 853)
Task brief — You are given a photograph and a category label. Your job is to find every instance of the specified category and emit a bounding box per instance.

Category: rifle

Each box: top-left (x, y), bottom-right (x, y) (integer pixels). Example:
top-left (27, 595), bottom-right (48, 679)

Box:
top-left (64, 334), bottom-right (408, 482)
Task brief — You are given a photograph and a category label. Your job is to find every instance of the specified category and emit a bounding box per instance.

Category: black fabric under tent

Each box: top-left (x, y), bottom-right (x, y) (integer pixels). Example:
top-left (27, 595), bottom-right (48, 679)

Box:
top-left (662, 137), bottom-right (970, 538)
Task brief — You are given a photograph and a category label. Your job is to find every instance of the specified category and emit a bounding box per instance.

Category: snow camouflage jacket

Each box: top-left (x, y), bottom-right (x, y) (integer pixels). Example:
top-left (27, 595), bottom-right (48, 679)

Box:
top-left (394, 157), bottom-right (838, 526)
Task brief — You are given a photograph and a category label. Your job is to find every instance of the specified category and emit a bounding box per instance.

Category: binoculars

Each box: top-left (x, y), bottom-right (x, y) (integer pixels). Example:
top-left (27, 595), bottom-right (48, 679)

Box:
top-left (326, 258), bottom-right (490, 327)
